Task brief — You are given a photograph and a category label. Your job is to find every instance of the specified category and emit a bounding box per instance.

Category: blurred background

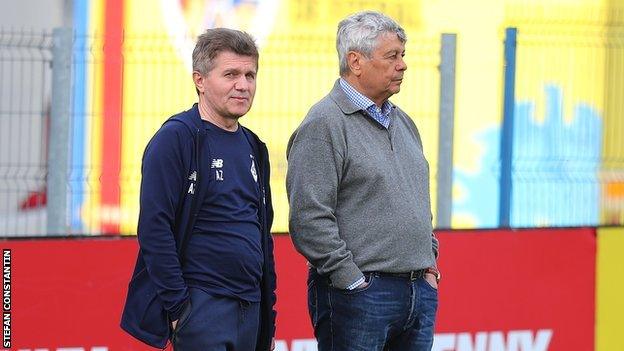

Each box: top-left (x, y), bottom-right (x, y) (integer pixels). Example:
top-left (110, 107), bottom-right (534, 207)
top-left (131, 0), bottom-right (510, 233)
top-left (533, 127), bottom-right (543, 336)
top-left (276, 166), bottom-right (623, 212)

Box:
top-left (1, 1), bottom-right (623, 350)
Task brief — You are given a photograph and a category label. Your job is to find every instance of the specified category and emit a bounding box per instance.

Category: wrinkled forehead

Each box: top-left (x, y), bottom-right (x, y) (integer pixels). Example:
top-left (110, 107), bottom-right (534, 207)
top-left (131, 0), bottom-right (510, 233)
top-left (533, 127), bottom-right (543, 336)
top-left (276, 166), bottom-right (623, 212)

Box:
top-left (211, 50), bottom-right (258, 71)
top-left (373, 32), bottom-right (405, 52)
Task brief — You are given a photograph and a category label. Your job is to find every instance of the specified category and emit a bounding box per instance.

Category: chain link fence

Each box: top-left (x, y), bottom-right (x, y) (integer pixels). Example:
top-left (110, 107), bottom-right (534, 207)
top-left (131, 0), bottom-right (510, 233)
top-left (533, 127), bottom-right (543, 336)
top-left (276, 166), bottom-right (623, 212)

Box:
top-left (0, 30), bottom-right (52, 235)
top-left (508, 22), bottom-right (624, 227)
top-left (0, 29), bottom-right (451, 236)
top-left (2, 22), bottom-right (622, 236)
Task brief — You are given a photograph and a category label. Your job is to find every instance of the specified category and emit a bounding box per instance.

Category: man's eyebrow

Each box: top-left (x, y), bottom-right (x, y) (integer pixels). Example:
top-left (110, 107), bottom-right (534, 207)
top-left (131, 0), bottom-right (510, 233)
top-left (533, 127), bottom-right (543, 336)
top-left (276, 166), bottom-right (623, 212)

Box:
top-left (223, 67), bottom-right (257, 74)
top-left (383, 49), bottom-right (401, 56)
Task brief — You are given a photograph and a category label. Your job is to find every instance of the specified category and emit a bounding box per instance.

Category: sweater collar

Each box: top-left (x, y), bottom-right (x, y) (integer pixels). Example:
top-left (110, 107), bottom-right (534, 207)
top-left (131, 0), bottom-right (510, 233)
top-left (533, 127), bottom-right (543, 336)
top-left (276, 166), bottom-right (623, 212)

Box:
top-left (329, 79), bottom-right (360, 115)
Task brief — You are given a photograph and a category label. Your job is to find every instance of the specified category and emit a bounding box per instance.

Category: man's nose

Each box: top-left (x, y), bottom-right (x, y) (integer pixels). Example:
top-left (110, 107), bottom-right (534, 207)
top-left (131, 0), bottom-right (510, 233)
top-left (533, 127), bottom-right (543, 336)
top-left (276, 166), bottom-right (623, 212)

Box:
top-left (234, 76), bottom-right (251, 90)
top-left (397, 56), bottom-right (407, 71)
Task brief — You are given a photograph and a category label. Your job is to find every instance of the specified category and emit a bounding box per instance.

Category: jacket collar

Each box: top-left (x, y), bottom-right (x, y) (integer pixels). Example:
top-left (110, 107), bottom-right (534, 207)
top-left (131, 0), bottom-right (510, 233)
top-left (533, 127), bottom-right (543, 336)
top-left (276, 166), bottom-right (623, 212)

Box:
top-left (165, 103), bottom-right (203, 135)
top-left (183, 103), bottom-right (265, 146)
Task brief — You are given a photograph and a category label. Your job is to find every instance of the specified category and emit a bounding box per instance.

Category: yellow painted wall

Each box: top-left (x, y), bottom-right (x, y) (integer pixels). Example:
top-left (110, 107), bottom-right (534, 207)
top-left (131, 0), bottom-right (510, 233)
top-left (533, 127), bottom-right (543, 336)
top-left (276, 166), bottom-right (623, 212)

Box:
top-left (602, 0), bottom-right (624, 225)
top-left (104, 0), bottom-right (624, 233)
top-left (117, 0), bottom-right (439, 233)
top-left (596, 227), bottom-right (624, 351)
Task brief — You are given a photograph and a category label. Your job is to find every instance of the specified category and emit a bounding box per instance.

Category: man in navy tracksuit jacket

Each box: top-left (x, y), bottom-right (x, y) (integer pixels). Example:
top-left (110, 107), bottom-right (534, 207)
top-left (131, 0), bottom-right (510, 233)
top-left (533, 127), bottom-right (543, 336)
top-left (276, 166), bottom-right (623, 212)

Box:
top-left (121, 28), bottom-right (276, 351)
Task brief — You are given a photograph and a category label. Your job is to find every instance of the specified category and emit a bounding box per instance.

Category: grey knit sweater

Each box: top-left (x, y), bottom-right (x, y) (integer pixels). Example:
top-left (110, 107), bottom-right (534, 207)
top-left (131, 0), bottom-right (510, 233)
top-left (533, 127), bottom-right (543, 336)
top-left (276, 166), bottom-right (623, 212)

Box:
top-left (286, 80), bottom-right (438, 289)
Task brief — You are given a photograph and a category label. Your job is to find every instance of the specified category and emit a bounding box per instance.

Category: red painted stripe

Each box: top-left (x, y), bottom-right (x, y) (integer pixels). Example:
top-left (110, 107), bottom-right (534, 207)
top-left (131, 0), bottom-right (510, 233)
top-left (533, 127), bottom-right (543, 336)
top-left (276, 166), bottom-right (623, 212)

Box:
top-left (180, 0), bottom-right (189, 12)
top-left (101, 0), bottom-right (123, 234)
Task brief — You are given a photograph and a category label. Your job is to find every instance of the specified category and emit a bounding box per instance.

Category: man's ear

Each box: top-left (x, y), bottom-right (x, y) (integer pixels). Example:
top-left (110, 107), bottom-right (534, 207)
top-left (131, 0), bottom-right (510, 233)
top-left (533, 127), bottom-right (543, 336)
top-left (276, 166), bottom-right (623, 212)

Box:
top-left (347, 51), bottom-right (363, 77)
top-left (193, 71), bottom-right (204, 93)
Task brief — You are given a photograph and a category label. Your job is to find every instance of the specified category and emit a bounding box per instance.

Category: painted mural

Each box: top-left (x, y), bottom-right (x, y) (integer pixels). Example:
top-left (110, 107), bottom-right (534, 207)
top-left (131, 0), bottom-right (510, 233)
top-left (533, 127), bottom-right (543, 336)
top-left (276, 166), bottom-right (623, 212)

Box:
top-left (66, 0), bottom-right (623, 233)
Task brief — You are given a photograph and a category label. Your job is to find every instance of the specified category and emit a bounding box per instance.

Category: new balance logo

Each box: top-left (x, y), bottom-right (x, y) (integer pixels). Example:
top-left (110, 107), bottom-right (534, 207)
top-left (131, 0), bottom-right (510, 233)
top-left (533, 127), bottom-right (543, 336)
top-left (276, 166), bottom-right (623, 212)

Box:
top-left (211, 159), bottom-right (223, 168)
top-left (188, 171), bottom-right (197, 181)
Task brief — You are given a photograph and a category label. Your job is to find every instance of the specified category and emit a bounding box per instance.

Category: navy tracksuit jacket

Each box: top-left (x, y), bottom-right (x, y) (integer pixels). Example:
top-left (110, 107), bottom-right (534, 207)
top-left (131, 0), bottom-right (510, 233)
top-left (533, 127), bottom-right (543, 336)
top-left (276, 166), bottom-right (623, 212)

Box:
top-left (120, 104), bottom-right (276, 350)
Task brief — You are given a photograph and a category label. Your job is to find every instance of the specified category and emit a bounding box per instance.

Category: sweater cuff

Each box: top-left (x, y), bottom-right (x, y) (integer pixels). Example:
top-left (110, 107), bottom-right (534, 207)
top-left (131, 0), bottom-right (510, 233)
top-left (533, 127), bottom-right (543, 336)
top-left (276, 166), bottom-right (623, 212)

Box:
top-left (432, 234), bottom-right (440, 259)
top-left (329, 261), bottom-right (363, 290)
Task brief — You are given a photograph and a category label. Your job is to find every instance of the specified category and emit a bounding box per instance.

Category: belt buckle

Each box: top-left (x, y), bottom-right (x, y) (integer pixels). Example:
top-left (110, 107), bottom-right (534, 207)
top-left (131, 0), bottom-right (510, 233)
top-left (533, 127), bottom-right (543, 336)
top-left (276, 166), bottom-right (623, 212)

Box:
top-left (409, 270), bottom-right (420, 281)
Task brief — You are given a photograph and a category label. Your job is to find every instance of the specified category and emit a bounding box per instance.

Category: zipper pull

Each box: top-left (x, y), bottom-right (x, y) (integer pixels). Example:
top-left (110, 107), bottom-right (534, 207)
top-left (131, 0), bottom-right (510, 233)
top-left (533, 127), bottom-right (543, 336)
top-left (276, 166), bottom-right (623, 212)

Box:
top-left (262, 187), bottom-right (266, 205)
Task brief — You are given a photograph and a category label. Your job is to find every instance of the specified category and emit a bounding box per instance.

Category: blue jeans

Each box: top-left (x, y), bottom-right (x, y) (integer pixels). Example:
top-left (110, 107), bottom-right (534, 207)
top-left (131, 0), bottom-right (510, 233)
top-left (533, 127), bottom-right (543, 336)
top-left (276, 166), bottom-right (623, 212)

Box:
top-left (171, 287), bottom-right (260, 351)
top-left (308, 269), bottom-right (438, 351)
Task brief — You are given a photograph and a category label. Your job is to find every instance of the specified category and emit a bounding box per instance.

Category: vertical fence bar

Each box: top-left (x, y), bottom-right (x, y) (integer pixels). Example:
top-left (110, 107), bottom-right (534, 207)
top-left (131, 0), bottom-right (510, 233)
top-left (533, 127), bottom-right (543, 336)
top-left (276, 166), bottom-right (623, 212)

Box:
top-left (436, 33), bottom-right (457, 229)
top-left (499, 27), bottom-right (517, 228)
top-left (47, 28), bottom-right (72, 235)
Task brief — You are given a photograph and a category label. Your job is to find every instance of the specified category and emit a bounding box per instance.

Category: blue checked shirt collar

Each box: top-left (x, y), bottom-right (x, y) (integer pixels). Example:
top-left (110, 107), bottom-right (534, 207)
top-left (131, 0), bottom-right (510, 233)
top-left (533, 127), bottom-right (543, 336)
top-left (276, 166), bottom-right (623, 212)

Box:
top-left (339, 78), bottom-right (393, 129)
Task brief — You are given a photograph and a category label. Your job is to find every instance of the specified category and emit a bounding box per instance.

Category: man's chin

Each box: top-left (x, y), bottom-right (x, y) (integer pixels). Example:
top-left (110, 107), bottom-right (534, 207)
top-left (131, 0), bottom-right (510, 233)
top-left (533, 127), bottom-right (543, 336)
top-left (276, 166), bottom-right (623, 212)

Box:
top-left (386, 87), bottom-right (401, 98)
top-left (224, 104), bottom-right (252, 117)
top-left (225, 109), bottom-right (250, 119)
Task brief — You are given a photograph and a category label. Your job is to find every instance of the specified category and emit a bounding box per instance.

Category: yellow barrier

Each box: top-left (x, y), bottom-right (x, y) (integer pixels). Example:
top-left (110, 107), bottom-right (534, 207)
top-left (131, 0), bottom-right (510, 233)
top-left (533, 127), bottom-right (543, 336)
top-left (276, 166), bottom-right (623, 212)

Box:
top-left (596, 227), bottom-right (624, 351)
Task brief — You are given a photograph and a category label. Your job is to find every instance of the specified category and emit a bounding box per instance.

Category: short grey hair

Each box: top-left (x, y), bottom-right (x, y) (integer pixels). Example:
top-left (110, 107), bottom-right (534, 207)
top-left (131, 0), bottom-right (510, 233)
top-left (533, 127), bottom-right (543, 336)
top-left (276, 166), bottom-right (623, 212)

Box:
top-left (336, 11), bottom-right (407, 76)
top-left (192, 28), bottom-right (259, 75)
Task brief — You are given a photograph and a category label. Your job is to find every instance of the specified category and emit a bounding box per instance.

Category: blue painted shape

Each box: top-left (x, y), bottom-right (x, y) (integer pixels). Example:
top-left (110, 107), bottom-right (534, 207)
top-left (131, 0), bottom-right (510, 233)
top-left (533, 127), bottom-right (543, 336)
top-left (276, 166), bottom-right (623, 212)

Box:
top-left (69, 0), bottom-right (90, 232)
top-left (511, 84), bottom-right (602, 227)
top-left (453, 127), bottom-right (501, 228)
top-left (453, 84), bottom-right (602, 228)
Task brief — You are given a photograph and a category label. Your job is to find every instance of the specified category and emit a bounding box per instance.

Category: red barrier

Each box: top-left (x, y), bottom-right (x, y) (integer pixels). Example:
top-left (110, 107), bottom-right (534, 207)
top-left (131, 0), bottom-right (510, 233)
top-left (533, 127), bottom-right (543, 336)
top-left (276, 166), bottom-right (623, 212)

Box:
top-left (0, 228), bottom-right (595, 351)
top-left (4, 238), bottom-right (146, 350)
top-left (434, 228), bottom-right (596, 351)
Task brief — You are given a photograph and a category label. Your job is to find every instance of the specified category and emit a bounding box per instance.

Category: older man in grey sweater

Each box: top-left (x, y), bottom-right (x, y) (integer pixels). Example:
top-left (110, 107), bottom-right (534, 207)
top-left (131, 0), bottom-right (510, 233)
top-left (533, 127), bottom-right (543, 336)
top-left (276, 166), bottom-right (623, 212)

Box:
top-left (286, 11), bottom-right (440, 351)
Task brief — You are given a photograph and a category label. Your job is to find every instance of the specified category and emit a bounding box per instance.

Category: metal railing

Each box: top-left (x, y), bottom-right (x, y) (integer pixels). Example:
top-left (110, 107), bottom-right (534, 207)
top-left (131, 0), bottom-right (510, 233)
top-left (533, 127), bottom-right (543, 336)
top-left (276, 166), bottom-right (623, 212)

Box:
top-left (500, 25), bottom-right (624, 227)
top-left (0, 29), bottom-right (456, 236)
top-left (6, 23), bottom-right (621, 235)
top-left (0, 30), bottom-right (52, 235)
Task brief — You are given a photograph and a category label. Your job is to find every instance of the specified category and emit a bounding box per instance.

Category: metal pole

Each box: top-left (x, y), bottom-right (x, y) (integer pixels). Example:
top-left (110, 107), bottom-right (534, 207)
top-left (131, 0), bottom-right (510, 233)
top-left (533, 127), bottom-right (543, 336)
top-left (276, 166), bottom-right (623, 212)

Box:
top-left (47, 27), bottom-right (72, 235)
top-left (436, 33), bottom-right (457, 229)
top-left (499, 27), bottom-right (517, 228)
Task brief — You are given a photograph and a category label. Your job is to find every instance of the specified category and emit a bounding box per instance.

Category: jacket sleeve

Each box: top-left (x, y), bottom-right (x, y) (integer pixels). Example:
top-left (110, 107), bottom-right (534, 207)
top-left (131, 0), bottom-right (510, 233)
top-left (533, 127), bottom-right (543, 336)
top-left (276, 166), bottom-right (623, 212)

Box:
top-left (137, 126), bottom-right (190, 321)
top-left (286, 129), bottom-right (363, 290)
top-left (264, 146), bottom-right (277, 335)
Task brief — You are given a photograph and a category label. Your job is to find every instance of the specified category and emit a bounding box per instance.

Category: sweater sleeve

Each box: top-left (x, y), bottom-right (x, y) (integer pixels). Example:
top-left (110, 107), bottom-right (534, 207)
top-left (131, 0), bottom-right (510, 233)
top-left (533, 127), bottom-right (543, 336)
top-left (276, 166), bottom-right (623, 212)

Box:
top-left (137, 126), bottom-right (190, 321)
top-left (431, 232), bottom-right (439, 259)
top-left (286, 130), bottom-right (363, 290)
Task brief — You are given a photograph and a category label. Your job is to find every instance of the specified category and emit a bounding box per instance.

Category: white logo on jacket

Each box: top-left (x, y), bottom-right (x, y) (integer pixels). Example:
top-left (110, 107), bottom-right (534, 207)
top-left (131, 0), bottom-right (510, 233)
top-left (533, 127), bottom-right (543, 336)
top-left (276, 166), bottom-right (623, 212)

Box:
top-left (211, 159), bottom-right (223, 168)
top-left (250, 155), bottom-right (258, 183)
top-left (211, 159), bottom-right (224, 181)
top-left (187, 171), bottom-right (197, 194)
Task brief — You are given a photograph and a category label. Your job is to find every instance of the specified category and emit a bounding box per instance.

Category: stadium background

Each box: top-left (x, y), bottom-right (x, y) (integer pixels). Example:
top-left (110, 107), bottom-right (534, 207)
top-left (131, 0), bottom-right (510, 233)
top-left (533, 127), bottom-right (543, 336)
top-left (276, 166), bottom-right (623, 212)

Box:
top-left (1, 0), bottom-right (623, 350)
